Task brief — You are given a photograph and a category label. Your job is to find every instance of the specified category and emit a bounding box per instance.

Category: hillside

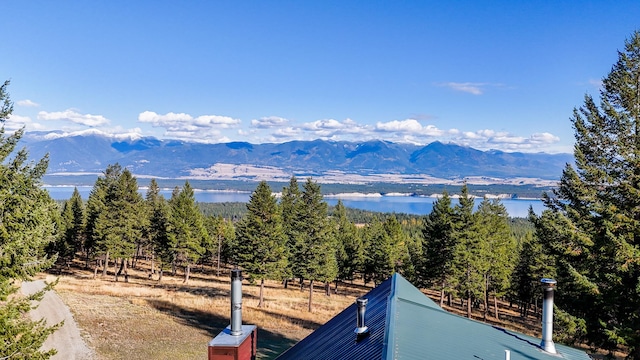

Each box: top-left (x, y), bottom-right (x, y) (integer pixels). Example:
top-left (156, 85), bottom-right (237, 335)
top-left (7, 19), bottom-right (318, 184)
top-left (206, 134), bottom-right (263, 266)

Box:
top-left (19, 133), bottom-right (573, 182)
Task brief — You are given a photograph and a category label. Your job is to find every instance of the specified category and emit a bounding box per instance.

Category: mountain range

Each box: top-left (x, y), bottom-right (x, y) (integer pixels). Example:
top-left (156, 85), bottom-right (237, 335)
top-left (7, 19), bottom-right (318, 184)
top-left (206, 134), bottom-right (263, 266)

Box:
top-left (18, 132), bottom-right (573, 182)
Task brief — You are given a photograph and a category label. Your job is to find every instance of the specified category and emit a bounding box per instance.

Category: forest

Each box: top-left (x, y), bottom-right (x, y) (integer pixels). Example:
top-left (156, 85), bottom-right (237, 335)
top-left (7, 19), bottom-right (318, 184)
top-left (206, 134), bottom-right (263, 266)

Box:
top-left (3, 31), bottom-right (640, 360)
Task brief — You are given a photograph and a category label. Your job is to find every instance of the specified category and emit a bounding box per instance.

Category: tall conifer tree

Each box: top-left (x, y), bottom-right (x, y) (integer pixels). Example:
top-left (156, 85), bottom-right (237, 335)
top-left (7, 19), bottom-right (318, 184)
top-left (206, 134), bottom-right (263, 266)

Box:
top-left (169, 181), bottom-right (207, 283)
top-left (235, 181), bottom-right (288, 307)
top-left (0, 80), bottom-right (61, 359)
top-left (297, 178), bottom-right (337, 312)
top-left (419, 191), bottom-right (457, 306)
top-left (333, 200), bottom-right (363, 285)
top-left (535, 31), bottom-right (640, 357)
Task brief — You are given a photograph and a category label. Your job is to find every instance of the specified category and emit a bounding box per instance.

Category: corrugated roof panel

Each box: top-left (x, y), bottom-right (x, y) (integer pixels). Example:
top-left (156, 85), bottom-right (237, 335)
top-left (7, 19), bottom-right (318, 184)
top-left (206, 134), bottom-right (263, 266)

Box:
top-left (276, 274), bottom-right (591, 360)
top-left (390, 298), bottom-right (591, 360)
top-left (276, 276), bottom-right (393, 360)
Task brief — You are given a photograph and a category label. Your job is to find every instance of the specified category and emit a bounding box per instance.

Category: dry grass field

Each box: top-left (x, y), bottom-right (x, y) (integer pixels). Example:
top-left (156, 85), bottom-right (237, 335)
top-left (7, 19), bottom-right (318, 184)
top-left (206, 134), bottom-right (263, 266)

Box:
top-left (38, 260), bottom-right (617, 360)
top-left (42, 261), bottom-right (367, 360)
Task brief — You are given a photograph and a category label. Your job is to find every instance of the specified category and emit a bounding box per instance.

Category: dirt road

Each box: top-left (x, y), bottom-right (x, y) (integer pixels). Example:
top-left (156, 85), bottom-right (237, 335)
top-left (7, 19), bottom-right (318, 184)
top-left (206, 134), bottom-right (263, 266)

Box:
top-left (22, 280), bottom-right (96, 360)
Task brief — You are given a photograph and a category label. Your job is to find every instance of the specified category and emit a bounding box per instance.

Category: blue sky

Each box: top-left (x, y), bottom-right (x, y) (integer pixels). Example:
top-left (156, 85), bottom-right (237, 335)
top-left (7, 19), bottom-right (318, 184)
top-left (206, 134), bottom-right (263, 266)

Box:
top-left (2, 1), bottom-right (639, 153)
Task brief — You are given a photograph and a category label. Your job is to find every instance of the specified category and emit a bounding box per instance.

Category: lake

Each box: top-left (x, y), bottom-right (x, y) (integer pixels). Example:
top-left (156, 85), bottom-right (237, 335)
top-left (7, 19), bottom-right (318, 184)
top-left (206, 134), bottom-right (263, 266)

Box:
top-left (45, 186), bottom-right (546, 218)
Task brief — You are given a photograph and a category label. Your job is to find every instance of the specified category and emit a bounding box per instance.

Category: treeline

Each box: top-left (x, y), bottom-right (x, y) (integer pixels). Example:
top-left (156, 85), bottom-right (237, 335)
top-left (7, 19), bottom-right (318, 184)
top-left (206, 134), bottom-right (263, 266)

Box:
top-left (51, 165), bottom-right (543, 319)
top-left (198, 201), bottom-right (423, 225)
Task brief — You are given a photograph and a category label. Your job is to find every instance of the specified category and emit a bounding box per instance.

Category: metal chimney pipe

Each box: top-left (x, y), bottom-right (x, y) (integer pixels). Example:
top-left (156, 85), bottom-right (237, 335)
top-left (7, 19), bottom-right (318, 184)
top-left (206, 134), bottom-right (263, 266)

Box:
top-left (540, 278), bottom-right (557, 354)
top-left (355, 298), bottom-right (369, 335)
top-left (230, 269), bottom-right (243, 336)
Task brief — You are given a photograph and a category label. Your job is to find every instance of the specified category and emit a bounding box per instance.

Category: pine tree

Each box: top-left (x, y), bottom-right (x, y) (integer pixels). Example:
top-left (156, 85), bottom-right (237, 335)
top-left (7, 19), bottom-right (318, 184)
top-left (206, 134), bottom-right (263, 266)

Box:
top-left (203, 215), bottom-right (235, 276)
top-left (144, 179), bottom-right (173, 280)
top-left (333, 200), bottom-right (364, 286)
top-left (0, 80), bottom-right (61, 359)
top-left (363, 217), bottom-right (393, 285)
top-left (535, 31), bottom-right (640, 357)
top-left (93, 167), bottom-right (144, 282)
top-left (235, 181), bottom-right (288, 307)
top-left (169, 181), bottom-right (207, 283)
top-left (55, 188), bottom-right (85, 268)
top-left (474, 198), bottom-right (516, 320)
top-left (419, 191), bottom-right (457, 306)
top-left (451, 184), bottom-right (484, 318)
top-left (280, 176), bottom-right (302, 286)
top-left (85, 164), bottom-right (123, 276)
top-left (297, 178), bottom-right (337, 312)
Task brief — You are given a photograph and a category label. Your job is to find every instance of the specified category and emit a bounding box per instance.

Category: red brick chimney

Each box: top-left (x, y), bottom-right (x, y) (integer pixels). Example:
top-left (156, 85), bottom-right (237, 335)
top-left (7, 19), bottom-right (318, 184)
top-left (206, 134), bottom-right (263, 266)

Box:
top-left (208, 269), bottom-right (257, 360)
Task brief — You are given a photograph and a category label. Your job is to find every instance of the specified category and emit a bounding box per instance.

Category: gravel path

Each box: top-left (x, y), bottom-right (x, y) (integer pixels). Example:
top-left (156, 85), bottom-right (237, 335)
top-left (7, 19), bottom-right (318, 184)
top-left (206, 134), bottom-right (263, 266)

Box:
top-left (22, 280), bottom-right (96, 360)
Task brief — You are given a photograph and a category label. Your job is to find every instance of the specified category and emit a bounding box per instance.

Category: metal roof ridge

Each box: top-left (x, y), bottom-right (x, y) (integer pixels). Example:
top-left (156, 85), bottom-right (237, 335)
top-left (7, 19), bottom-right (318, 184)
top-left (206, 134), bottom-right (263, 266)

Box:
top-left (382, 273), bottom-right (400, 360)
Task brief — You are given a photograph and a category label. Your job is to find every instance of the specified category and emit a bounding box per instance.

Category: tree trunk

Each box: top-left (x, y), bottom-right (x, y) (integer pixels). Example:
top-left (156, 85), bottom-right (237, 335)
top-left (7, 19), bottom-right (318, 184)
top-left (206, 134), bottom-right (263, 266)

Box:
top-left (258, 279), bottom-right (264, 308)
top-left (483, 275), bottom-right (489, 321)
top-left (184, 264), bottom-right (191, 283)
top-left (102, 251), bottom-right (109, 277)
top-left (439, 284), bottom-right (445, 307)
top-left (334, 280), bottom-right (339, 294)
top-left (283, 278), bottom-right (288, 289)
top-left (216, 234), bottom-right (222, 277)
top-left (494, 294), bottom-right (500, 321)
top-left (447, 293), bottom-right (452, 307)
top-left (151, 252), bottom-right (155, 275)
top-left (93, 259), bottom-right (99, 279)
top-left (158, 269), bottom-right (163, 282)
top-left (115, 258), bottom-right (125, 282)
top-left (171, 259), bottom-right (176, 276)
top-left (132, 244), bottom-right (140, 268)
top-left (124, 259), bottom-right (129, 283)
top-left (325, 282), bottom-right (330, 297)
top-left (467, 292), bottom-right (472, 318)
top-left (308, 280), bottom-right (314, 312)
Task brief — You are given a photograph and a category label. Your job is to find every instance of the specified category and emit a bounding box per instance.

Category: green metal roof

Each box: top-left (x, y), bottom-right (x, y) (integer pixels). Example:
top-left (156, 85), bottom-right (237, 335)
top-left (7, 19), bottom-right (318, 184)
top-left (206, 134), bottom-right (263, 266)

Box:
top-left (278, 274), bottom-right (592, 360)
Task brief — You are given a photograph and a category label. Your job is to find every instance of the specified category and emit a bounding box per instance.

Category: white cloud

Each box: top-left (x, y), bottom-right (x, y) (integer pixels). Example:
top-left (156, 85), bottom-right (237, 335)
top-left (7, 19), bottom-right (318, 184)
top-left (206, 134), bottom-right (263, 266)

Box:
top-left (440, 82), bottom-right (486, 95)
top-left (588, 79), bottom-right (603, 88)
top-left (41, 127), bottom-right (144, 140)
top-left (17, 99), bottom-right (40, 107)
top-left (530, 132), bottom-right (560, 143)
top-left (138, 111), bottom-right (241, 142)
top-left (38, 109), bottom-right (110, 127)
top-left (452, 127), bottom-right (562, 152)
top-left (139, 111), bottom-right (240, 129)
top-left (375, 119), bottom-right (422, 133)
top-left (251, 116), bottom-right (289, 128)
top-left (5, 114), bottom-right (46, 131)
top-left (273, 127), bottom-right (302, 139)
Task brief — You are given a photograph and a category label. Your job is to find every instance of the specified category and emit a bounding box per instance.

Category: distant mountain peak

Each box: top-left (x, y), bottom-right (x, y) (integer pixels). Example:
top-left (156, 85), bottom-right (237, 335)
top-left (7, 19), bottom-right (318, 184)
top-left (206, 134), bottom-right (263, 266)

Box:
top-left (19, 132), bottom-right (573, 181)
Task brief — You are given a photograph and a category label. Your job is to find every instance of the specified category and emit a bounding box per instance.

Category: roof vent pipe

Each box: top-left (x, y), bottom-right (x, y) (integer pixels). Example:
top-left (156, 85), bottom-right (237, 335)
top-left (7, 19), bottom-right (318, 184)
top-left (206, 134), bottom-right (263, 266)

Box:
top-left (230, 269), bottom-right (243, 336)
top-left (355, 298), bottom-right (369, 338)
top-left (540, 278), bottom-right (557, 354)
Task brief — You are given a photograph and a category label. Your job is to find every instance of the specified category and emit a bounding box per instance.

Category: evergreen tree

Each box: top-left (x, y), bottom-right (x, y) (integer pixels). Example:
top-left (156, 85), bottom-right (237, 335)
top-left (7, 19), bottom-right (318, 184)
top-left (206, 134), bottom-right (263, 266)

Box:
top-left (203, 215), bottom-right (235, 276)
top-left (363, 217), bottom-right (393, 285)
top-left (144, 179), bottom-right (173, 280)
top-left (85, 164), bottom-right (122, 276)
top-left (509, 227), bottom-right (555, 318)
top-left (382, 216), bottom-right (412, 277)
top-left (94, 168), bottom-right (144, 282)
top-left (535, 31), bottom-right (640, 357)
top-left (333, 200), bottom-right (364, 285)
top-left (169, 181), bottom-right (207, 283)
top-left (297, 178), bottom-right (337, 312)
top-left (235, 181), bottom-right (288, 307)
top-left (0, 80), bottom-right (61, 359)
top-left (474, 198), bottom-right (516, 320)
top-left (280, 176), bottom-right (302, 286)
top-left (419, 191), bottom-right (457, 306)
top-left (53, 189), bottom-right (86, 268)
top-left (451, 184), bottom-right (484, 318)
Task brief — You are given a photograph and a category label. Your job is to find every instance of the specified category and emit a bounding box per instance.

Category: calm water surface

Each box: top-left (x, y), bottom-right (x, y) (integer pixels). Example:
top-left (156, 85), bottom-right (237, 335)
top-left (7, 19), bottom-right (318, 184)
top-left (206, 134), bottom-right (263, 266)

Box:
top-left (45, 186), bottom-right (545, 218)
